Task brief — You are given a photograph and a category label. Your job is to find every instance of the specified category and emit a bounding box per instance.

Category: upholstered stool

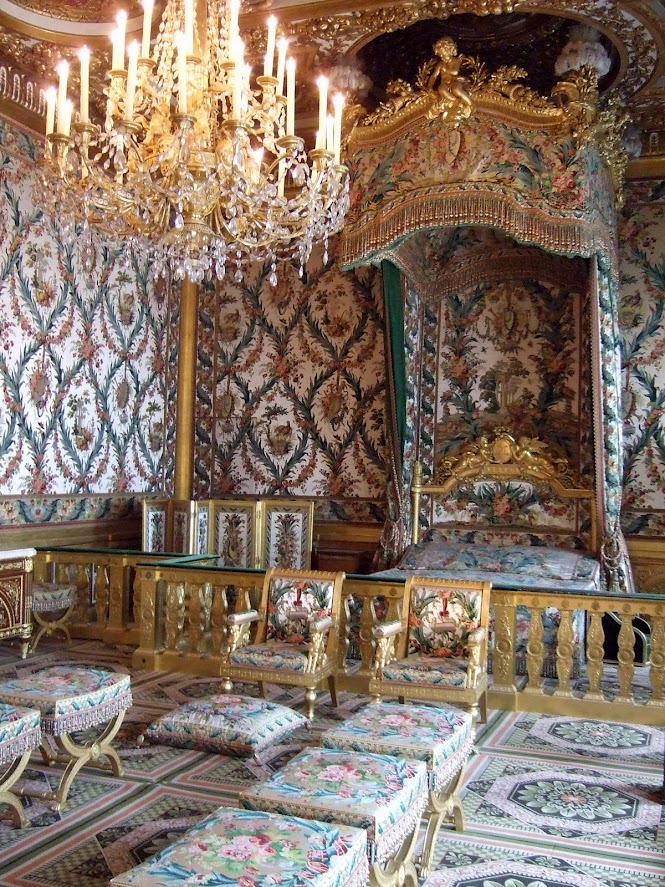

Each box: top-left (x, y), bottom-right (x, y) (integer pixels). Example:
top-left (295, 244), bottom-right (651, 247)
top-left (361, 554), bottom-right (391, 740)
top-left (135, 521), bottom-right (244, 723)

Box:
top-left (0, 703), bottom-right (41, 827)
top-left (143, 694), bottom-right (307, 758)
top-left (110, 805), bottom-right (369, 887)
top-left (322, 702), bottom-right (475, 877)
top-left (0, 665), bottom-right (132, 810)
top-left (242, 746), bottom-right (428, 887)
top-left (30, 581), bottom-right (77, 652)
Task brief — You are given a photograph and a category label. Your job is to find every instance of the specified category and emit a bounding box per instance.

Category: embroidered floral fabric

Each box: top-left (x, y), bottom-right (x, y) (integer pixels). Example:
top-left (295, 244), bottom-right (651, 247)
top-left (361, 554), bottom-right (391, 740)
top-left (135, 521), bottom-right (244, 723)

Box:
top-left (408, 585), bottom-right (482, 658)
top-left (396, 541), bottom-right (601, 592)
top-left (229, 641), bottom-right (310, 672)
top-left (266, 577), bottom-right (334, 644)
top-left (241, 747), bottom-right (428, 864)
top-left (144, 695), bottom-right (307, 757)
top-left (0, 703), bottom-right (41, 765)
top-left (322, 702), bottom-right (473, 778)
top-left (31, 582), bottom-right (77, 612)
top-left (381, 657), bottom-right (470, 687)
top-left (0, 666), bottom-right (132, 735)
top-left (110, 806), bottom-right (369, 887)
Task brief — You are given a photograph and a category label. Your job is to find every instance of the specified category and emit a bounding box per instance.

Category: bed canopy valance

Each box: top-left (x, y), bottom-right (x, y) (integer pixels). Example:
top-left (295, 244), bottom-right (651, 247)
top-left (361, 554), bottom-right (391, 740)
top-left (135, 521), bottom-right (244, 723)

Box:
top-left (340, 51), bottom-right (632, 593)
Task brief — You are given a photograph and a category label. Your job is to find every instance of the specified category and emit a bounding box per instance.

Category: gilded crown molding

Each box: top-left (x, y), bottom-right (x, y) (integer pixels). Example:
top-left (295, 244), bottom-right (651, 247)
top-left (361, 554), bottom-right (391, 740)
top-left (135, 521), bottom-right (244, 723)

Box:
top-left (2, 0), bottom-right (145, 23)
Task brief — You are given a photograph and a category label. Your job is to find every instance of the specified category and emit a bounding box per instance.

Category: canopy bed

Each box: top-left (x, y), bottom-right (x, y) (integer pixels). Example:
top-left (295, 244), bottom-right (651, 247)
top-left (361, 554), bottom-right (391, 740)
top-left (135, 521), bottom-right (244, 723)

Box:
top-left (339, 41), bottom-right (634, 668)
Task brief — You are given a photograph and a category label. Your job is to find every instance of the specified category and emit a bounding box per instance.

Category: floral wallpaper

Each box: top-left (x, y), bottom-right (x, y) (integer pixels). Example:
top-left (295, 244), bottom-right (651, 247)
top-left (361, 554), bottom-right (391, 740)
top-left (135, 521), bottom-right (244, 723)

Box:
top-left (192, 248), bottom-right (388, 511)
top-left (619, 179), bottom-right (665, 536)
top-left (0, 119), bottom-right (169, 522)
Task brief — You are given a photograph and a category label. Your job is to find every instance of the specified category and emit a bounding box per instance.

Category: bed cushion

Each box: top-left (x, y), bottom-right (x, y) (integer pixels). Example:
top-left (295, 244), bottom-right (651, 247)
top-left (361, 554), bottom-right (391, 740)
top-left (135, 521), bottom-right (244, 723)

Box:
top-left (396, 540), bottom-right (601, 592)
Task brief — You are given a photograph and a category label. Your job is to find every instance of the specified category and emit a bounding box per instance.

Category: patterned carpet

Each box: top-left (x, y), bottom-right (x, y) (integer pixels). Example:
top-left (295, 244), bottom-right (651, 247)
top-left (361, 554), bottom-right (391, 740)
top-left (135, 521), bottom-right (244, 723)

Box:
top-left (0, 640), bottom-right (663, 887)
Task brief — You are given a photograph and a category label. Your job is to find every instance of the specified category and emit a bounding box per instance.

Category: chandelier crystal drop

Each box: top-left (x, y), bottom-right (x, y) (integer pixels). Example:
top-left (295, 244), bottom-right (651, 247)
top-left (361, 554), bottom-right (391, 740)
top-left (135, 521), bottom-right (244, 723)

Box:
top-left (40, 0), bottom-right (350, 284)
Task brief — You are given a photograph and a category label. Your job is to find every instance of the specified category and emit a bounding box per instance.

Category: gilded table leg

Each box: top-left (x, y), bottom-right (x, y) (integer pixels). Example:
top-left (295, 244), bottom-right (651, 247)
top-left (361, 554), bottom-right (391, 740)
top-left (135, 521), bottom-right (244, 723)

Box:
top-left (0, 749), bottom-right (32, 828)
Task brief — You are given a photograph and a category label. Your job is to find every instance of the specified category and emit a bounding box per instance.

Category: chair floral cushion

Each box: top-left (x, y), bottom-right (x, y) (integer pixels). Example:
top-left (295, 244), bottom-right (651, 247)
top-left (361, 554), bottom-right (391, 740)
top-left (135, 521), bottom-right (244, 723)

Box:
top-left (0, 666), bottom-right (132, 735)
top-left (381, 656), bottom-right (470, 687)
top-left (322, 702), bottom-right (474, 789)
top-left (408, 584), bottom-right (482, 658)
top-left (110, 805), bottom-right (369, 887)
top-left (267, 576), bottom-right (334, 643)
top-left (241, 746), bottom-right (428, 864)
top-left (0, 703), bottom-right (41, 765)
top-left (229, 641), bottom-right (310, 672)
top-left (31, 582), bottom-right (77, 613)
top-left (144, 695), bottom-right (307, 757)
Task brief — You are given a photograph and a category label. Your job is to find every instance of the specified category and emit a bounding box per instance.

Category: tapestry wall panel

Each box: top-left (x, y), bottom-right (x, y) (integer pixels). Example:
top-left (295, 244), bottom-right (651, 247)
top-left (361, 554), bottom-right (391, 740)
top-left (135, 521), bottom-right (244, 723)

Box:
top-left (193, 250), bottom-right (388, 505)
top-left (0, 120), bottom-right (169, 518)
top-left (619, 179), bottom-right (665, 536)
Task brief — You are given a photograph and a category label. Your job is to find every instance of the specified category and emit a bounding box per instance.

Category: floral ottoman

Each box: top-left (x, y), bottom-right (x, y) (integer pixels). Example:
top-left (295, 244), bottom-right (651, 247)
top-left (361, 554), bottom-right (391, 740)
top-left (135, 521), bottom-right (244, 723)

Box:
top-left (0, 702), bottom-right (41, 827)
top-left (0, 665), bottom-right (132, 810)
top-left (241, 746), bottom-right (428, 887)
top-left (143, 695), bottom-right (307, 758)
top-left (110, 805), bottom-right (369, 887)
top-left (322, 702), bottom-right (475, 876)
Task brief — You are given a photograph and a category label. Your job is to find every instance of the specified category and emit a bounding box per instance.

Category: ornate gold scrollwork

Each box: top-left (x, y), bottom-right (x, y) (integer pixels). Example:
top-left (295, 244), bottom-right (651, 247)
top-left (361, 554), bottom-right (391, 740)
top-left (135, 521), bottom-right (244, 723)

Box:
top-left (552, 66), bottom-right (630, 200)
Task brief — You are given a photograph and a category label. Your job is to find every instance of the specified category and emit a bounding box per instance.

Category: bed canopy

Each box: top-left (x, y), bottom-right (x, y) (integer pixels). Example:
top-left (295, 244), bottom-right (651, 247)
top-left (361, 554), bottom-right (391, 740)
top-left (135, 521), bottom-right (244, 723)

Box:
top-left (340, 50), bottom-right (632, 593)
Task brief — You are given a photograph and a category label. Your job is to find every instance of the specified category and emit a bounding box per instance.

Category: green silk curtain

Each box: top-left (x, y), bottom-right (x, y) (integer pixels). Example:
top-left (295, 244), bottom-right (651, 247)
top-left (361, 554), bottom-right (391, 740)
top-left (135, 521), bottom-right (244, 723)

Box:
top-left (382, 259), bottom-right (406, 462)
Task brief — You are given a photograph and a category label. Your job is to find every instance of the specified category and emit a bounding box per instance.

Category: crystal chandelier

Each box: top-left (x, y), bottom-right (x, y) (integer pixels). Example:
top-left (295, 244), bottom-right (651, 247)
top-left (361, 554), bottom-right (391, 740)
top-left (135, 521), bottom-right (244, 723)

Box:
top-left (41, 0), bottom-right (350, 284)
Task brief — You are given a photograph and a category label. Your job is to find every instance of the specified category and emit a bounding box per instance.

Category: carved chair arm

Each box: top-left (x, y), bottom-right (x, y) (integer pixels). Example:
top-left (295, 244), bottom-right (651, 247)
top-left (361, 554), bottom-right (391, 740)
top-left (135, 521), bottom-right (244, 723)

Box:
top-left (309, 614), bottom-right (334, 634)
top-left (465, 626), bottom-right (487, 687)
top-left (225, 609), bottom-right (259, 657)
top-left (304, 616), bottom-right (335, 673)
top-left (227, 609), bottom-right (259, 626)
top-left (372, 619), bottom-right (404, 640)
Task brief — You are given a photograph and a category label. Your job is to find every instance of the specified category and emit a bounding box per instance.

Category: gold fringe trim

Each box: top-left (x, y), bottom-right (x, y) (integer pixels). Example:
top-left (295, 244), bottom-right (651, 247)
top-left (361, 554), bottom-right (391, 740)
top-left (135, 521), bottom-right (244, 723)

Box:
top-left (341, 188), bottom-right (617, 277)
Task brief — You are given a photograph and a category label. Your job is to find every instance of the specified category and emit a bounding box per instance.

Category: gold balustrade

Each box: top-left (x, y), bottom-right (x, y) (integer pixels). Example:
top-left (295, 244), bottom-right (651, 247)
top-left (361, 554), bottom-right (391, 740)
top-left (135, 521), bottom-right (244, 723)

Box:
top-left (31, 549), bottom-right (665, 725)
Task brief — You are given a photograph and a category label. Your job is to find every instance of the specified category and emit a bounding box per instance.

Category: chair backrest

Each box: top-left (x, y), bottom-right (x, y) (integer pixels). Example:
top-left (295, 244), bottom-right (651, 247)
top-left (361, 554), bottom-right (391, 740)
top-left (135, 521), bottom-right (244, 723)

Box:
top-left (257, 567), bottom-right (344, 645)
top-left (397, 575), bottom-right (491, 661)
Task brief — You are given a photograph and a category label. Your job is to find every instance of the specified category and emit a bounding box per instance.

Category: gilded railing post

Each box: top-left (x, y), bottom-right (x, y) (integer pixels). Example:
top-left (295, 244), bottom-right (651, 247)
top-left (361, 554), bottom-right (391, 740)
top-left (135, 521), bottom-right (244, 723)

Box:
top-left (553, 606), bottom-right (574, 697)
top-left (650, 611), bottom-right (664, 704)
top-left (211, 583), bottom-right (228, 656)
top-left (133, 567), bottom-right (159, 669)
top-left (616, 606), bottom-right (636, 704)
top-left (106, 561), bottom-right (128, 634)
top-left (94, 563), bottom-right (110, 627)
top-left (524, 604), bottom-right (544, 693)
top-left (585, 607), bottom-right (605, 699)
top-left (165, 582), bottom-right (186, 653)
top-left (491, 598), bottom-right (516, 692)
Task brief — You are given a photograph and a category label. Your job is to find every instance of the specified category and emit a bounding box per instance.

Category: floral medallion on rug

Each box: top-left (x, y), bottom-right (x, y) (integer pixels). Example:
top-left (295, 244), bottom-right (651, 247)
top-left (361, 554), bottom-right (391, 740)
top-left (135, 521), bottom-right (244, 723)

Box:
top-left (480, 711), bottom-right (664, 766)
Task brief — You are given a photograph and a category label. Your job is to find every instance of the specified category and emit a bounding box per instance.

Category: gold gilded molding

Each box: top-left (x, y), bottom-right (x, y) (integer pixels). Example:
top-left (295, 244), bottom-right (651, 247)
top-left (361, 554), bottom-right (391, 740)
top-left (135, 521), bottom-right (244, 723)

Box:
top-left (7, 0), bottom-right (145, 22)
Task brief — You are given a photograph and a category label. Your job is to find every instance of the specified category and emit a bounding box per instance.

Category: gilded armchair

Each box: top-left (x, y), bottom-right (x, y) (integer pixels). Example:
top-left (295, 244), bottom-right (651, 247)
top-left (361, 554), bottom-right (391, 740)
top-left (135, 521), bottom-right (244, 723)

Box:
top-left (220, 567), bottom-right (345, 718)
top-left (369, 575), bottom-right (491, 723)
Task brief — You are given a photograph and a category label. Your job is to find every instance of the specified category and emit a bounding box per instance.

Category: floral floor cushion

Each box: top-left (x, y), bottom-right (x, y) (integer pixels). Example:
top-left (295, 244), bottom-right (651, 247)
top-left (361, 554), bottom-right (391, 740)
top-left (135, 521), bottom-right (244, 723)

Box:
top-left (321, 702), bottom-right (474, 790)
top-left (143, 695), bottom-right (307, 757)
top-left (110, 805), bottom-right (369, 887)
top-left (241, 746), bottom-right (428, 865)
top-left (0, 665), bottom-right (132, 735)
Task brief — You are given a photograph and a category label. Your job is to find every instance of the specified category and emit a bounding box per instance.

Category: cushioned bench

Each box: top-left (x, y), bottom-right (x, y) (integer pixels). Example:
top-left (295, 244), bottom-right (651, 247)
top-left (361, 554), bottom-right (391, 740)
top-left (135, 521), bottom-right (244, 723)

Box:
top-left (322, 701), bottom-right (475, 877)
top-left (0, 665), bottom-right (132, 810)
top-left (0, 702), bottom-right (41, 827)
top-left (111, 806), bottom-right (369, 887)
top-left (242, 745), bottom-right (428, 887)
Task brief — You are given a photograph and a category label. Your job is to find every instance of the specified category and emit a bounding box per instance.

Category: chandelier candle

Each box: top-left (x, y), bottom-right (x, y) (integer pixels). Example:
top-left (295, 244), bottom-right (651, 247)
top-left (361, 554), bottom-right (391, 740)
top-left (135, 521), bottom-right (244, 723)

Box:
top-left (40, 0), bottom-right (349, 284)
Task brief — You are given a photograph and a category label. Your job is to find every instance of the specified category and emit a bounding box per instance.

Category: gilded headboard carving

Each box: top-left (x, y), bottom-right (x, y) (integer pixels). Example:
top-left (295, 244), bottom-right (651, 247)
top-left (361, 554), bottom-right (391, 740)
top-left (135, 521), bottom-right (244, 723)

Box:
top-left (411, 430), bottom-right (597, 552)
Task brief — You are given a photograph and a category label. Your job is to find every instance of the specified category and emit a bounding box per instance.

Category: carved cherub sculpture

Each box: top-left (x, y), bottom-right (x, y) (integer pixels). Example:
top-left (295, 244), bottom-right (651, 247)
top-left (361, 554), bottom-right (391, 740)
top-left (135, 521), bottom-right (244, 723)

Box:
top-left (426, 37), bottom-right (473, 122)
